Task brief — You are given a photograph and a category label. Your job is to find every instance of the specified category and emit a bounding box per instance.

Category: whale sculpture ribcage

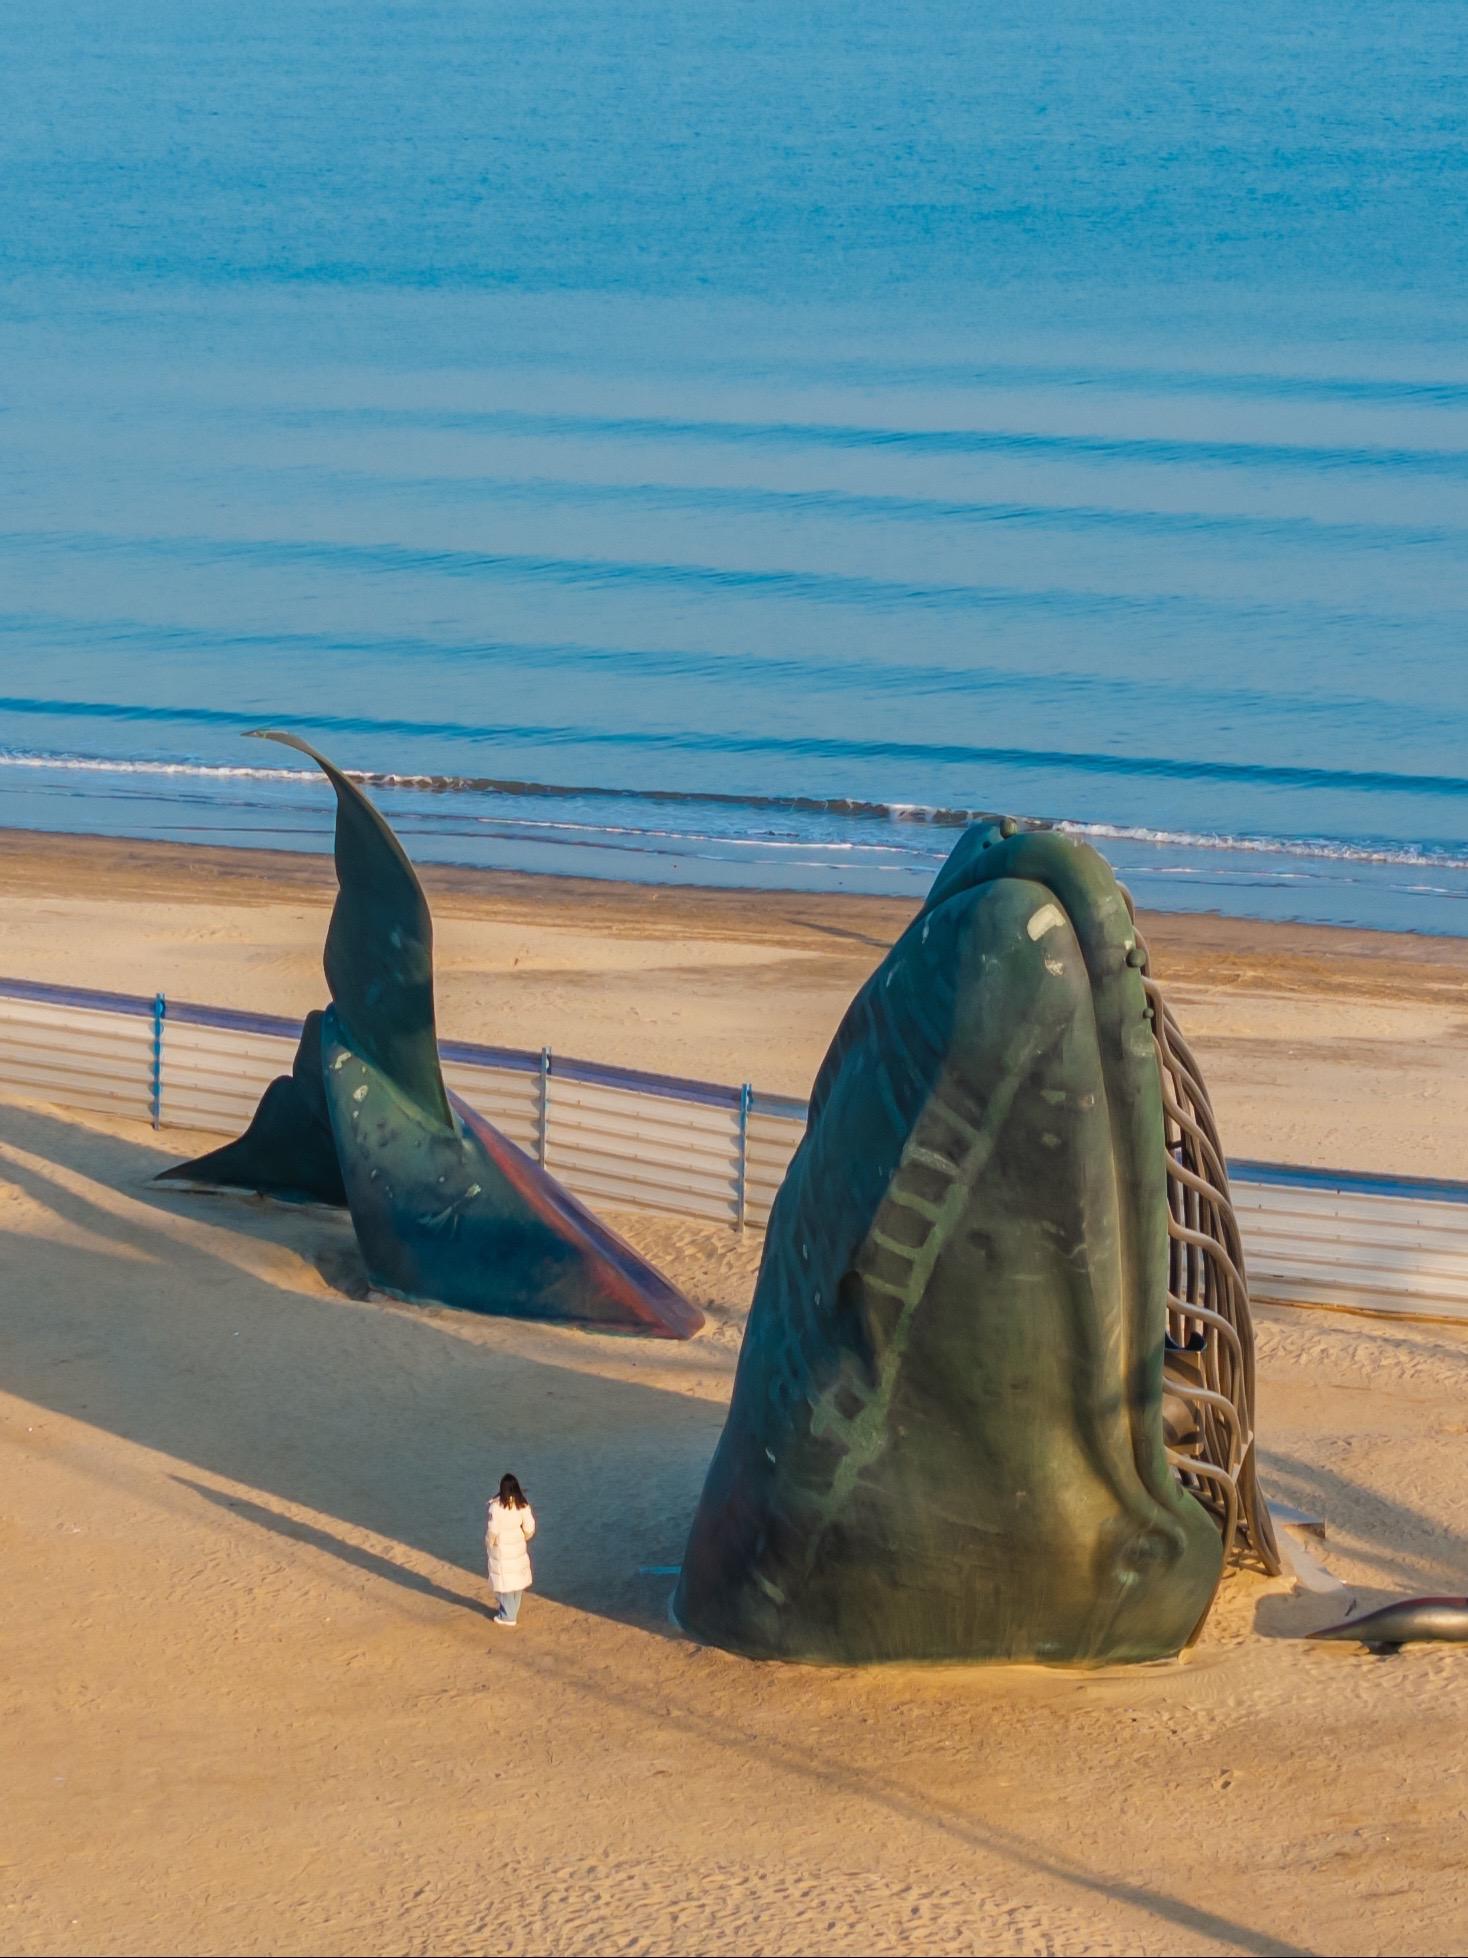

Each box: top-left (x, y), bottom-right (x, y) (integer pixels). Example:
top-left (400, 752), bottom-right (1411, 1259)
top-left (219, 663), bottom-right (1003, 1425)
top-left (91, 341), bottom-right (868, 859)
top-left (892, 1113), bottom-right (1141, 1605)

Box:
top-left (1133, 922), bottom-right (1280, 1578)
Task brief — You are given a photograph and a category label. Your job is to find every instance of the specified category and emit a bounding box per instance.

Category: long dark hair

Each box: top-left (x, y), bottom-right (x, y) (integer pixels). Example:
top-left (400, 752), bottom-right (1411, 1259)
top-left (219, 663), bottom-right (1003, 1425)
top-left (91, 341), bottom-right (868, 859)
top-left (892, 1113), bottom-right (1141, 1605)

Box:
top-left (498, 1472), bottom-right (527, 1509)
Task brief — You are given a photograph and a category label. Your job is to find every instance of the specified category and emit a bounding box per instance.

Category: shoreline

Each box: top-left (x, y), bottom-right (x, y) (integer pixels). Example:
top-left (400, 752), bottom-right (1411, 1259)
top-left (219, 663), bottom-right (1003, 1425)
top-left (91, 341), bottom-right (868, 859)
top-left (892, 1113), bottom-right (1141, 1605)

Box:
top-left (4, 822), bottom-right (1468, 983)
top-left (3, 823), bottom-right (1466, 1179)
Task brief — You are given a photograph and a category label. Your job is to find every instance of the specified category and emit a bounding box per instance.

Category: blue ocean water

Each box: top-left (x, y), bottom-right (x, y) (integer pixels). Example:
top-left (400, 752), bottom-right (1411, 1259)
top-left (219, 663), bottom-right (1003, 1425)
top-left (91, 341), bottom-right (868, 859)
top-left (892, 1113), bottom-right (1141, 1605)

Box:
top-left (2, 0), bottom-right (1466, 929)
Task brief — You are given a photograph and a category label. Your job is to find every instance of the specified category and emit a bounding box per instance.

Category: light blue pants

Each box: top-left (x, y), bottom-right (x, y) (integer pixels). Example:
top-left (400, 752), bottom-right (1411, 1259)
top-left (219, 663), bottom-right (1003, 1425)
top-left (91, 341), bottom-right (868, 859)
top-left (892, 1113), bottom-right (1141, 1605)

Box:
top-left (495, 1590), bottom-right (523, 1624)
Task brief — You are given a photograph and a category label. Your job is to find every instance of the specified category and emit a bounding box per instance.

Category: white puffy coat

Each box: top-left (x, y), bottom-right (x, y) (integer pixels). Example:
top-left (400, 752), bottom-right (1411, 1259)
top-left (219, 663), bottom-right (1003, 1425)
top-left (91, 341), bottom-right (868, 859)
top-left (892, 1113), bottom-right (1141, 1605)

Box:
top-left (486, 1497), bottom-right (536, 1593)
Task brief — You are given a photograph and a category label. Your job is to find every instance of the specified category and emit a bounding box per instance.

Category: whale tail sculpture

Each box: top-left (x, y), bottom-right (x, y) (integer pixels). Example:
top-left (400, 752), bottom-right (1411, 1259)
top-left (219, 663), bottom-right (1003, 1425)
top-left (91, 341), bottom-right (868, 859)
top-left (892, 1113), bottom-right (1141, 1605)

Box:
top-left (160, 734), bottom-right (701, 1340)
top-left (674, 818), bottom-right (1276, 1666)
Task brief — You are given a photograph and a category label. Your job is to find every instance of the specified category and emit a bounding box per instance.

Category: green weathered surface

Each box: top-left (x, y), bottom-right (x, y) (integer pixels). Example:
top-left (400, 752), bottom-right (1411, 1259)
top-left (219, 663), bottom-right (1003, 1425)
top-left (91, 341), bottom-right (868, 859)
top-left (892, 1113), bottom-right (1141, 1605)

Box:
top-left (160, 736), bottom-right (700, 1338)
top-left (319, 1009), bottom-right (702, 1334)
top-left (674, 822), bottom-right (1221, 1665)
top-left (251, 731), bottom-right (451, 1128)
top-left (156, 1007), bottom-right (346, 1206)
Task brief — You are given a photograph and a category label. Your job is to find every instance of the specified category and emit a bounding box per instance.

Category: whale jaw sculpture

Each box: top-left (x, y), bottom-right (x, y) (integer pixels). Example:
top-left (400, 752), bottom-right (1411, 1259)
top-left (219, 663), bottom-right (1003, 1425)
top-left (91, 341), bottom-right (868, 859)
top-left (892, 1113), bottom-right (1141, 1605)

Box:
top-left (675, 822), bottom-right (1223, 1666)
top-left (160, 733), bottom-right (701, 1340)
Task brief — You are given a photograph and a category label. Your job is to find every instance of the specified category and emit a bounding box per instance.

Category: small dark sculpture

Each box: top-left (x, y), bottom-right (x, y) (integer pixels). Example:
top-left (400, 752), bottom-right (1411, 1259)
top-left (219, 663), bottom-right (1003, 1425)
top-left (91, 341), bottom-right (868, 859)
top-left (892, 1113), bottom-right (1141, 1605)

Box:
top-left (161, 734), bottom-right (701, 1340)
top-left (675, 820), bottom-right (1272, 1667)
top-left (1310, 1597), bottom-right (1468, 1650)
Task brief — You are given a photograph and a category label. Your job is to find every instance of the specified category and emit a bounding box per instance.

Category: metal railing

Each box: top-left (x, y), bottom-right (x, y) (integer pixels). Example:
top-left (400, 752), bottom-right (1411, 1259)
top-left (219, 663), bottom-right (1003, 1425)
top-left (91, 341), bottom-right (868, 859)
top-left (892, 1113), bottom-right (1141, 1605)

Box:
top-left (2, 974), bottom-right (1467, 1322)
top-left (0, 975), bottom-right (805, 1231)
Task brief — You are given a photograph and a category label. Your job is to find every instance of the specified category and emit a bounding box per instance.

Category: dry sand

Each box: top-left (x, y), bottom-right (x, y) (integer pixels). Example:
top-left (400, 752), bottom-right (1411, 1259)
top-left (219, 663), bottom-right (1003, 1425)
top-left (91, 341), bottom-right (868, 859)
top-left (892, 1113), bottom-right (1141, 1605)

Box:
top-left (3, 831), bottom-right (1468, 1955)
top-left (3, 827), bottom-right (1468, 1175)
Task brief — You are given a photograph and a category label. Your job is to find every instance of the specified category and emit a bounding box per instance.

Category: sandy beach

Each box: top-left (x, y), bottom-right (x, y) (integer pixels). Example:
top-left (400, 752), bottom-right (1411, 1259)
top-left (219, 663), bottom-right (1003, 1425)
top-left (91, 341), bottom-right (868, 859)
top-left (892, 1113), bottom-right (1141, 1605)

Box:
top-left (4, 826), bottom-right (1468, 1174)
top-left (4, 830), bottom-right (1468, 1955)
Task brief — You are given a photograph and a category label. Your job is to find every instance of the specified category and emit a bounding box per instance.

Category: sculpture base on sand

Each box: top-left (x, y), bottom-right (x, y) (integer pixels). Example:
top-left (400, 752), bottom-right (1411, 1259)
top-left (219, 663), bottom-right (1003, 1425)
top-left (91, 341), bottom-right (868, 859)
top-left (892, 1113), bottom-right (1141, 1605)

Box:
top-left (321, 1008), bottom-right (701, 1334)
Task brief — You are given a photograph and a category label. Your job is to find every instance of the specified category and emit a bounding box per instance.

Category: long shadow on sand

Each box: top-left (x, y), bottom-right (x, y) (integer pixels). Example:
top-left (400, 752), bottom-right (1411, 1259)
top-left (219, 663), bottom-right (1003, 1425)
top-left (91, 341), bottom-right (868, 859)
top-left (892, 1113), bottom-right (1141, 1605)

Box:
top-left (175, 1474), bottom-right (1313, 1958)
top-left (1259, 1446), bottom-right (1468, 1594)
top-left (1249, 1442), bottom-right (1468, 1649)
top-left (0, 1100), bottom-right (717, 1633)
top-left (174, 1477), bottom-right (497, 1617)
top-left (2, 1100), bottom-right (1317, 1957)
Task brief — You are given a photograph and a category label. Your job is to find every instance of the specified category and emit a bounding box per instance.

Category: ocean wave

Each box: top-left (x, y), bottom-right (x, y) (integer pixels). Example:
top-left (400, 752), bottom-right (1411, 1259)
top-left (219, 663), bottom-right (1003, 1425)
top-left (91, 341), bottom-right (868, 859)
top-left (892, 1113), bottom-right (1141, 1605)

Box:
top-left (6, 525), bottom-right (1451, 635)
top-left (262, 404), bottom-right (1468, 480)
top-left (1, 746), bottom-right (1465, 874)
top-left (206, 466), bottom-right (1468, 555)
top-left (9, 615), bottom-right (1458, 747)
top-left (206, 336), bottom-right (1468, 410)
top-left (1052, 820), bottom-right (1468, 873)
top-left (4, 707), bottom-right (1468, 803)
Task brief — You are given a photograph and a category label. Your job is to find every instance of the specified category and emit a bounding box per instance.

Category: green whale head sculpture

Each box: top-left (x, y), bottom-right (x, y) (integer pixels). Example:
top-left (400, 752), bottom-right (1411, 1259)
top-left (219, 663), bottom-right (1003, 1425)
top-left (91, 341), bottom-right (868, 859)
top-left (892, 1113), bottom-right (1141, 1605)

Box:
top-left (674, 820), bottom-right (1225, 1665)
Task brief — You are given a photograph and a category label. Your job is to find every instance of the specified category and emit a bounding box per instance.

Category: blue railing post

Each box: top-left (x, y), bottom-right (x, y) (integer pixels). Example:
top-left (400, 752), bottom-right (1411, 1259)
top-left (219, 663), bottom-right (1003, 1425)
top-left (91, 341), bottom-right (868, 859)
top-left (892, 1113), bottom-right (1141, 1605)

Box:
top-left (538, 1046), bottom-right (552, 1165)
top-left (150, 992), bottom-right (167, 1128)
top-left (736, 1081), bottom-right (752, 1230)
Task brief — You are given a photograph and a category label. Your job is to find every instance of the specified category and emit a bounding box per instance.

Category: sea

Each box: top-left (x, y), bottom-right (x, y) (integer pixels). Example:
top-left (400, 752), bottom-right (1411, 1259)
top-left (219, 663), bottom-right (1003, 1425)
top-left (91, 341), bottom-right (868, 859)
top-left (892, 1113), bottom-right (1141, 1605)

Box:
top-left (2, 0), bottom-right (1467, 932)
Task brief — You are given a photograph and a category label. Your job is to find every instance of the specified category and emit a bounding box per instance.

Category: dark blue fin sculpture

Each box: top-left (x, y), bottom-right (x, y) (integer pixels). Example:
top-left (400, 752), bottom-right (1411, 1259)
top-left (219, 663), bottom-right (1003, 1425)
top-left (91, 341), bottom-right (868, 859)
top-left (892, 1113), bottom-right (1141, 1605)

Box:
top-left (674, 821), bottom-right (1223, 1664)
top-left (161, 734), bottom-right (701, 1340)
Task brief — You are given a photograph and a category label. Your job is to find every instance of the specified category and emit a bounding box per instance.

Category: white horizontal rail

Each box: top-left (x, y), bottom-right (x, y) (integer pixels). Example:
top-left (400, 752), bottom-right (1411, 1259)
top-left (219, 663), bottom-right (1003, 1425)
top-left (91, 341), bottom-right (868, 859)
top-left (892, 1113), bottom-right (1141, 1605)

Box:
top-left (2, 979), bottom-right (1466, 1322)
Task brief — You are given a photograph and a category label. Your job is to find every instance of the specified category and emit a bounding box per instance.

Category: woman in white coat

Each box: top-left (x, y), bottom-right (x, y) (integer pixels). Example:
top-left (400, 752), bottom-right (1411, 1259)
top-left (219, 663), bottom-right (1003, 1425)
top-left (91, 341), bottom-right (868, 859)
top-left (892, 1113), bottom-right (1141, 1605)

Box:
top-left (486, 1473), bottom-right (536, 1626)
